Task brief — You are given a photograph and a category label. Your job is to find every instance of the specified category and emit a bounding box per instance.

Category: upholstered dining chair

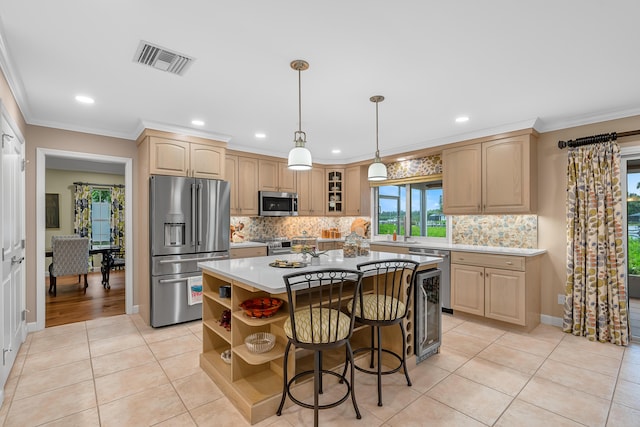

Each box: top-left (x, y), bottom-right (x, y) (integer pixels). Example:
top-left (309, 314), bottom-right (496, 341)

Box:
top-left (49, 235), bottom-right (90, 296)
top-left (347, 259), bottom-right (419, 407)
top-left (277, 268), bottom-right (364, 427)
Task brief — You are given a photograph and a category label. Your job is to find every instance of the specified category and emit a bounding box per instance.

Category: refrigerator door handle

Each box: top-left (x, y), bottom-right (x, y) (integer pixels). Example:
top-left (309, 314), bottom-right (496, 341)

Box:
top-left (158, 277), bottom-right (189, 284)
top-left (197, 182), bottom-right (203, 246)
top-left (158, 255), bottom-right (228, 264)
top-left (191, 183), bottom-right (197, 246)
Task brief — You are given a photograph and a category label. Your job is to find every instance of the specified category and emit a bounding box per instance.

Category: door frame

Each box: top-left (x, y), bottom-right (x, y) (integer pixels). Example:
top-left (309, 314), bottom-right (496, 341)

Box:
top-left (35, 148), bottom-right (133, 330)
top-left (620, 143), bottom-right (640, 340)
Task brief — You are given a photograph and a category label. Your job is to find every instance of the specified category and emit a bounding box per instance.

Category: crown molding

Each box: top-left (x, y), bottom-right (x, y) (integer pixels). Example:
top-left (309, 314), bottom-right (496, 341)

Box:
top-left (0, 18), bottom-right (31, 121)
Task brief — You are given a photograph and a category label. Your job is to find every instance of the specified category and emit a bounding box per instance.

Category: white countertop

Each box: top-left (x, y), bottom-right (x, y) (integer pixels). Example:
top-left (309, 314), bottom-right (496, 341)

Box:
top-left (198, 249), bottom-right (443, 294)
top-left (369, 240), bottom-right (546, 257)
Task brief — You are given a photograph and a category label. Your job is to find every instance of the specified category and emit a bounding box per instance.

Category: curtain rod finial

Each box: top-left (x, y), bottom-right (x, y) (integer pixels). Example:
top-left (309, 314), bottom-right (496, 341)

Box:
top-left (558, 140), bottom-right (567, 149)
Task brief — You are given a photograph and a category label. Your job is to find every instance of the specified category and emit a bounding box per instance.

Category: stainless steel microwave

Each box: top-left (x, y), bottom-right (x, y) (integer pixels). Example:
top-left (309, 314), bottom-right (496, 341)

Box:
top-left (258, 191), bottom-right (298, 217)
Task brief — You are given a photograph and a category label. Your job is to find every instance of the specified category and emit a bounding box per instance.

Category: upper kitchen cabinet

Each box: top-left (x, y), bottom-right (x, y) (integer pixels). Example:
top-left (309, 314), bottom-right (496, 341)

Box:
top-left (258, 159), bottom-right (296, 193)
top-left (326, 168), bottom-right (345, 215)
top-left (148, 135), bottom-right (225, 179)
top-left (226, 154), bottom-right (259, 216)
top-left (345, 165), bottom-right (370, 216)
top-left (297, 166), bottom-right (325, 215)
top-left (442, 133), bottom-right (537, 214)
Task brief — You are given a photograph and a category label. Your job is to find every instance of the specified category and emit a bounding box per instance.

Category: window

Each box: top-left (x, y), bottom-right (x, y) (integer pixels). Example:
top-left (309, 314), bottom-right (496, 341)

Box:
top-left (91, 189), bottom-right (111, 246)
top-left (374, 181), bottom-right (447, 239)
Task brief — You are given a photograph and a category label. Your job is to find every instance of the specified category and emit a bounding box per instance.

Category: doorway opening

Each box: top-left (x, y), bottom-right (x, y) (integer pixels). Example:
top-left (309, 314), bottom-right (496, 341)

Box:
top-left (625, 159), bottom-right (640, 340)
top-left (36, 148), bottom-right (133, 331)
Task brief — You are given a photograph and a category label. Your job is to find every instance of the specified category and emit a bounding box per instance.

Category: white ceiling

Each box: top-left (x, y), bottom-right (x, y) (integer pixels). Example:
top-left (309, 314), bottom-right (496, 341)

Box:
top-left (1, 1), bottom-right (640, 164)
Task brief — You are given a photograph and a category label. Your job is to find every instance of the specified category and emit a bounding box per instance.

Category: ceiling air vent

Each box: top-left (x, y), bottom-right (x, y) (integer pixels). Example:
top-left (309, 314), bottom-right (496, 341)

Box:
top-left (134, 41), bottom-right (194, 76)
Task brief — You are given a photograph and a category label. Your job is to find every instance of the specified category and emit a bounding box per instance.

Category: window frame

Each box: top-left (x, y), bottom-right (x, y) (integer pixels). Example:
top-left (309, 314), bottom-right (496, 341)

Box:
top-left (371, 179), bottom-right (451, 243)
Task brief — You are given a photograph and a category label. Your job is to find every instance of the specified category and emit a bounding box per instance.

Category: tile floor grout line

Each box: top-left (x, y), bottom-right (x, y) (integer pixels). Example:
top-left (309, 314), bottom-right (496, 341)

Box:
top-left (488, 331), bottom-right (599, 427)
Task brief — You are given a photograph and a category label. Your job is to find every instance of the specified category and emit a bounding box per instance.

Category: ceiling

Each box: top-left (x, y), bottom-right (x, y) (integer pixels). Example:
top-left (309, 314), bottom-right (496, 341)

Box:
top-left (1, 1), bottom-right (640, 164)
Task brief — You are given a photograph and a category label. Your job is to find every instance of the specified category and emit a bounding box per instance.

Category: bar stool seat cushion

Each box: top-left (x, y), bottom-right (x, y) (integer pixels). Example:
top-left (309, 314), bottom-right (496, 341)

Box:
top-left (349, 294), bottom-right (406, 321)
top-left (284, 308), bottom-right (351, 343)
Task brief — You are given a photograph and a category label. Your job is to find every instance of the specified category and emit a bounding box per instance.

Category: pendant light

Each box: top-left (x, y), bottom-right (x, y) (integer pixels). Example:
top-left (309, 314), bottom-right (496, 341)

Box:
top-left (287, 59), bottom-right (312, 170)
top-left (368, 95), bottom-right (388, 181)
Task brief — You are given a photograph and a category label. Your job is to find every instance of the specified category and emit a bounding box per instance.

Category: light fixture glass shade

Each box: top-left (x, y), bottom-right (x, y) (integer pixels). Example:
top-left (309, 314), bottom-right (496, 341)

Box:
top-left (288, 146), bottom-right (312, 170)
top-left (368, 160), bottom-right (388, 181)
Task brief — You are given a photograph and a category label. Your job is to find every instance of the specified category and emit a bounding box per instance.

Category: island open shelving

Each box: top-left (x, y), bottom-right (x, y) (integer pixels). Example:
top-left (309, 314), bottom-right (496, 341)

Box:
top-left (198, 250), bottom-right (442, 424)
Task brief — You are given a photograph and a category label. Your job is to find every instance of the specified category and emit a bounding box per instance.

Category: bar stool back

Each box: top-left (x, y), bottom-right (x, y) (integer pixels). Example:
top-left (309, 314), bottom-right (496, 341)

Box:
top-left (349, 259), bottom-right (419, 406)
top-left (276, 268), bottom-right (364, 427)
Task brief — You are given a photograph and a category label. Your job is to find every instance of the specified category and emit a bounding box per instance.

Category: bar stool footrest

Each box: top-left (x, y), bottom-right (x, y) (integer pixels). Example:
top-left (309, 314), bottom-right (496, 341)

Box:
top-left (352, 347), bottom-right (403, 376)
top-left (286, 369), bottom-right (352, 411)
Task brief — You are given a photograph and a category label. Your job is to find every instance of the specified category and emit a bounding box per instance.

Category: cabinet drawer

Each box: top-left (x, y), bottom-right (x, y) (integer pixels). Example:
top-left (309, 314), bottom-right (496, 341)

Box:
top-left (230, 247), bottom-right (267, 259)
top-left (450, 251), bottom-right (524, 271)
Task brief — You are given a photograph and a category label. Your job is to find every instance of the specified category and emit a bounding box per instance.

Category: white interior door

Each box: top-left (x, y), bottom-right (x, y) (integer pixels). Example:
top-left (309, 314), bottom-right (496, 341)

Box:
top-left (0, 109), bottom-right (26, 403)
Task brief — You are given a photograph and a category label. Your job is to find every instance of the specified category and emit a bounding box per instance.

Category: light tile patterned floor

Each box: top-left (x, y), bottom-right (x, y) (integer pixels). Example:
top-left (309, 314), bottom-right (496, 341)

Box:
top-left (0, 313), bottom-right (639, 426)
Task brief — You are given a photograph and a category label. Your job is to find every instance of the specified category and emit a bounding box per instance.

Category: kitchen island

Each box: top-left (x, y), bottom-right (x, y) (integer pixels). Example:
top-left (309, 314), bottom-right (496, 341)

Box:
top-left (197, 250), bottom-right (442, 424)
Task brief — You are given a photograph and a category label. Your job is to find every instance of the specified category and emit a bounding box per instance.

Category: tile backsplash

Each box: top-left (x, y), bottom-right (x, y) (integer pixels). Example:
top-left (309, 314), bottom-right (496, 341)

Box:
top-left (230, 216), bottom-right (370, 240)
top-left (451, 215), bottom-right (537, 248)
top-left (232, 214), bottom-right (537, 248)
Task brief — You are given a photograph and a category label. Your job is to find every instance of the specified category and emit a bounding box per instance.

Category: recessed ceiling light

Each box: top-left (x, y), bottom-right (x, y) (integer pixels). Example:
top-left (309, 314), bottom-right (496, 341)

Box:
top-left (255, 133), bottom-right (266, 139)
top-left (75, 95), bottom-right (94, 104)
top-left (455, 116), bottom-right (469, 123)
top-left (191, 119), bottom-right (205, 126)
top-left (331, 149), bottom-right (341, 154)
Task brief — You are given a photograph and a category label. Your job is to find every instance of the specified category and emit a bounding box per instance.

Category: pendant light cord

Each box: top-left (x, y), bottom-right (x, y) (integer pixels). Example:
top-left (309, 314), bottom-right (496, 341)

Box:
top-left (375, 100), bottom-right (380, 158)
top-left (298, 67), bottom-right (302, 133)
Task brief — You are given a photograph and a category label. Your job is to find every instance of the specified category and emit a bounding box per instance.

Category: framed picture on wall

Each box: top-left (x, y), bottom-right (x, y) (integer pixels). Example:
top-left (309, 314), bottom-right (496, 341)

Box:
top-left (45, 193), bottom-right (60, 229)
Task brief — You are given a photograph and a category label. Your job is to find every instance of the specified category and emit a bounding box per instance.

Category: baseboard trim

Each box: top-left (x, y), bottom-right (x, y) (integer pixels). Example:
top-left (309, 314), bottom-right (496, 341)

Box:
top-left (540, 314), bottom-right (563, 327)
top-left (27, 321), bottom-right (40, 333)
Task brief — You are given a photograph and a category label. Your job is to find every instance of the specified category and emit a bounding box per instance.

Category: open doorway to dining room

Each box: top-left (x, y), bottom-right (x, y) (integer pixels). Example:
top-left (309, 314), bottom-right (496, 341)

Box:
top-left (36, 148), bottom-right (133, 329)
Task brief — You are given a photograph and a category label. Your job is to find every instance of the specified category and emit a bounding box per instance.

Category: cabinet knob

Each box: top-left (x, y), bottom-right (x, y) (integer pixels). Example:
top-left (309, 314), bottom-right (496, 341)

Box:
top-left (506, 261), bottom-right (513, 265)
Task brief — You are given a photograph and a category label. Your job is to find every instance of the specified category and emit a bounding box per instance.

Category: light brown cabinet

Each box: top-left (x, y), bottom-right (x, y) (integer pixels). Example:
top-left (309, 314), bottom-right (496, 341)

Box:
top-left (258, 159), bottom-right (296, 193)
top-left (450, 251), bottom-right (538, 328)
top-left (230, 246), bottom-right (267, 259)
top-left (317, 241), bottom-right (344, 251)
top-left (442, 134), bottom-right (537, 214)
top-left (149, 136), bottom-right (225, 179)
top-left (369, 243), bottom-right (410, 255)
top-left (326, 169), bottom-right (345, 215)
top-left (296, 166), bottom-right (325, 215)
top-left (226, 154), bottom-right (259, 216)
top-left (345, 165), bottom-right (370, 216)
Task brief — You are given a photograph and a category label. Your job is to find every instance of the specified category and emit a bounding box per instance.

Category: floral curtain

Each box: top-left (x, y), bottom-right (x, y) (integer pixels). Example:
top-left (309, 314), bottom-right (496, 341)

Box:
top-left (563, 141), bottom-right (629, 346)
top-left (73, 184), bottom-right (92, 238)
top-left (110, 186), bottom-right (125, 258)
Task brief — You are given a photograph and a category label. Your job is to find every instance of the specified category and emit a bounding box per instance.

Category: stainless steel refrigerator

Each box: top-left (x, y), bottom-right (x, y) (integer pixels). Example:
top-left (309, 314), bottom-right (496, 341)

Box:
top-left (150, 175), bottom-right (230, 327)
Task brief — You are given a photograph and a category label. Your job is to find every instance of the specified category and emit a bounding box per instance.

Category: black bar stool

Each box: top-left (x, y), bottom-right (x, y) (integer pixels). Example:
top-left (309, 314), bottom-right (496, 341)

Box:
top-left (276, 268), bottom-right (364, 427)
top-left (347, 259), bottom-right (419, 407)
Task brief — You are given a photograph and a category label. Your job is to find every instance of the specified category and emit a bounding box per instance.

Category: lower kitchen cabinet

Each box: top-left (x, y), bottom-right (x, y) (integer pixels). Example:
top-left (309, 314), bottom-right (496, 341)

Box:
top-left (450, 251), bottom-right (539, 328)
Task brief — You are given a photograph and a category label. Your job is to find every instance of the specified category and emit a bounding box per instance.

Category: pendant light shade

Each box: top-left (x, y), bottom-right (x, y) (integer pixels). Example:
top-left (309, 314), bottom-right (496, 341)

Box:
top-left (368, 95), bottom-right (388, 181)
top-left (287, 60), bottom-right (312, 170)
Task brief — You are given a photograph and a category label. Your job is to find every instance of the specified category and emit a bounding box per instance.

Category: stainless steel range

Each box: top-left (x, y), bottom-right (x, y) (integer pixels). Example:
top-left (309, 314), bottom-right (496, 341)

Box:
top-left (254, 237), bottom-right (293, 256)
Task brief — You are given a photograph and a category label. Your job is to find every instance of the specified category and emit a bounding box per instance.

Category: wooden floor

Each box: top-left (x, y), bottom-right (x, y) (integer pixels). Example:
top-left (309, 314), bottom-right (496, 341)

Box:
top-left (45, 270), bottom-right (125, 328)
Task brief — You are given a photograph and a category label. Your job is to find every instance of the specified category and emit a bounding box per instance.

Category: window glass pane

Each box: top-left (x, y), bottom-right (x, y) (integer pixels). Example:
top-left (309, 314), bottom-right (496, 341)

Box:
top-left (377, 185), bottom-right (406, 235)
top-left (375, 181), bottom-right (447, 240)
top-left (90, 189), bottom-right (112, 246)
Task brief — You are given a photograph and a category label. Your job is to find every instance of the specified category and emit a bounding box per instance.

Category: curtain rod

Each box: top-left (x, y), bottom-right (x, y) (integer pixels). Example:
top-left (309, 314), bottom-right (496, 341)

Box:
top-left (557, 130), bottom-right (640, 149)
top-left (73, 181), bottom-right (124, 188)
